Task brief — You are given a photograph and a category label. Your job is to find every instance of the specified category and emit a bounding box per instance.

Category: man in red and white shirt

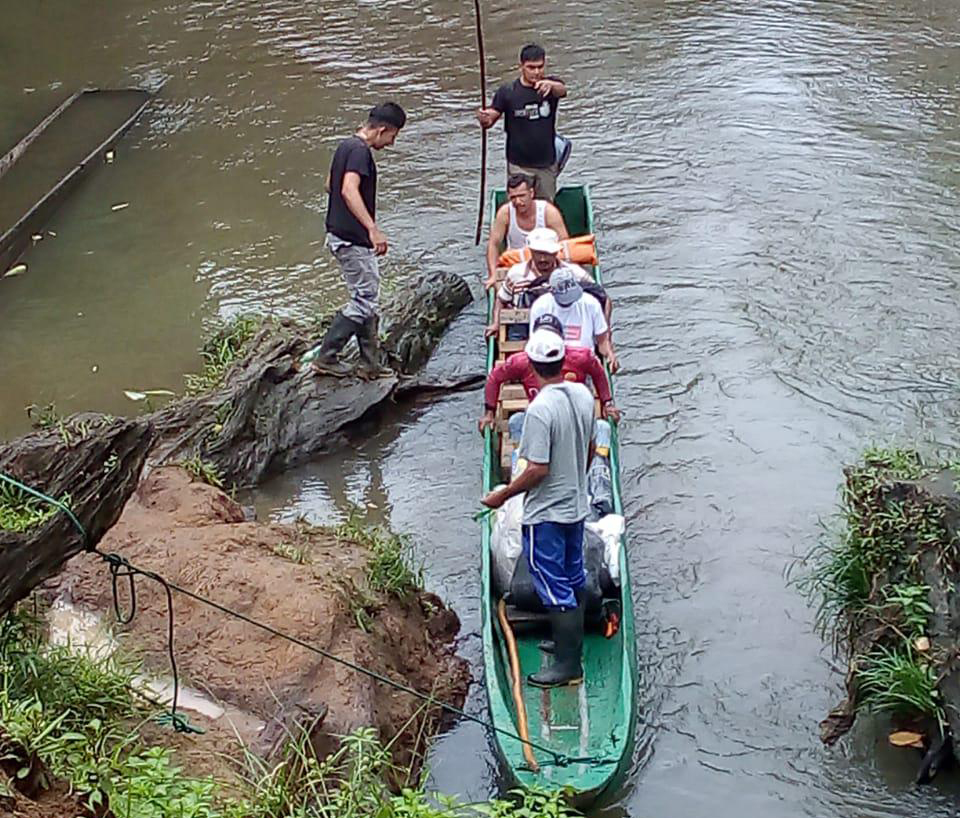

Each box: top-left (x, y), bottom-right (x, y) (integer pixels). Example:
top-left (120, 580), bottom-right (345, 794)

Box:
top-left (478, 314), bottom-right (621, 432)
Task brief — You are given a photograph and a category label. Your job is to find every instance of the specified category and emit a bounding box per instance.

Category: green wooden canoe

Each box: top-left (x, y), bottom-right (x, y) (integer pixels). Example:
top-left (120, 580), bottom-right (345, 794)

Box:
top-left (481, 185), bottom-right (637, 806)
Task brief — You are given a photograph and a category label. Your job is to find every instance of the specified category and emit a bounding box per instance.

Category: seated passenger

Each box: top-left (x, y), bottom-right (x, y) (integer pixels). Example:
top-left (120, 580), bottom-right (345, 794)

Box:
top-left (478, 314), bottom-right (621, 432)
top-left (530, 267), bottom-right (618, 373)
top-left (486, 227), bottom-right (606, 341)
top-left (485, 174), bottom-right (568, 289)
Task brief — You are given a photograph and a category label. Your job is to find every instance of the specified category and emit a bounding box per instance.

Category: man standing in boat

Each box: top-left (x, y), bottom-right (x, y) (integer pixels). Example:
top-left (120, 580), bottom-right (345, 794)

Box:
top-left (481, 328), bottom-right (595, 688)
top-left (309, 102), bottom-right (406, 378)
top-left (476, 44), bottom-right (568, 203)
top-left (484, 174), bottom-right (568, 289)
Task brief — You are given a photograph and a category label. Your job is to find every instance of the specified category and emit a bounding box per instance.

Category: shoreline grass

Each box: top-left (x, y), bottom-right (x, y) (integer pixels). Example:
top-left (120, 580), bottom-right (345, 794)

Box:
top-left (797, 446), bottom-right (953, 726)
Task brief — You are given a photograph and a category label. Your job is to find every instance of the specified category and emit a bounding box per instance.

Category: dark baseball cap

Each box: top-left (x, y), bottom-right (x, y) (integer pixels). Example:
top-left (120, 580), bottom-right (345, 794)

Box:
top-left (533, 313), bottom-right (564, 337)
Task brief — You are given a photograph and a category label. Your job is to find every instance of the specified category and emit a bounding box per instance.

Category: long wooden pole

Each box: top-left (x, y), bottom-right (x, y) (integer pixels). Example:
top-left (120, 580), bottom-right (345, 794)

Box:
top-left (497, 598), bottom-right (539, 772)
top-left (473, 0), bottom-right (488, 246)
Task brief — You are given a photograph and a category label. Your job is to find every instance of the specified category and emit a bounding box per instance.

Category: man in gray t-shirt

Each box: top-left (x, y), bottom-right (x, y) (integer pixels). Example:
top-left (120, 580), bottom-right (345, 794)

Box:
top-left (481, 328), bottom-right (596, 688)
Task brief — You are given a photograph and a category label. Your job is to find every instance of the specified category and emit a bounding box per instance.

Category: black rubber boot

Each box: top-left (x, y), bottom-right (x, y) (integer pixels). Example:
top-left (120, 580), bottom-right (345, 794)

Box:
top-left (310, 311), bottom-right (360, 377)
top-left (539, 588), bottom-right (585, 653)
top-left (528, 606), bottom-right (584, 688)
top-left (355, 315), bottom-right (393, 380)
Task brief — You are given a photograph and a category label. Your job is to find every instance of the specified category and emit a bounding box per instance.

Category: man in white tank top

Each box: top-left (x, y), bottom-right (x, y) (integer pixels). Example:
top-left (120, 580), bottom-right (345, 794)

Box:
top-left (485, 174), bottom-right (568, 289)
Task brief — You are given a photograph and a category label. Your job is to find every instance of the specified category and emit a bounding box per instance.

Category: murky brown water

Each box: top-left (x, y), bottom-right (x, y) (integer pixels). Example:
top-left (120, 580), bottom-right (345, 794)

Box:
top-left (5, 0), bottom-right (960, 814)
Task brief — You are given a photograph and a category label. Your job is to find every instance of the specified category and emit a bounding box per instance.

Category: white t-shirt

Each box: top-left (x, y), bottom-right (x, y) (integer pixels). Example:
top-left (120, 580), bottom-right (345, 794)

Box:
top-left (529, 291), bottom-right (608, 349)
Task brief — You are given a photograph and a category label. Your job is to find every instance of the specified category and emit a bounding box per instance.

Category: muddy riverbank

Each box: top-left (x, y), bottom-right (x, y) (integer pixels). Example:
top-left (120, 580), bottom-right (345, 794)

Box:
top-left (42, 466), bottom-right (470, 779)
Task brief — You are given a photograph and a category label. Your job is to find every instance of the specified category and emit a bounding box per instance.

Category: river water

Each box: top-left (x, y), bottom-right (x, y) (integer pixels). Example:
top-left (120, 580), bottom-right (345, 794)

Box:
top-left (4, 0), bottom-right (960, 815)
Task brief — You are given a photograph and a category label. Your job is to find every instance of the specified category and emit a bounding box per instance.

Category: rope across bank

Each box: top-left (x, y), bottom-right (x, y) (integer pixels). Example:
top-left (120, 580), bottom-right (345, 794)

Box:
top-left (0, 471), bottom-right (613, 768)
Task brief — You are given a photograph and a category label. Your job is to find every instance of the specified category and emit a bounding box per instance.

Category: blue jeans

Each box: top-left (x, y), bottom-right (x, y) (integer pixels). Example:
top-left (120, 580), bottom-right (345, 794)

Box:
top-left (506, 323), bottom-right (529, 341)
top-left (521, 520), bottom-right (586, 610)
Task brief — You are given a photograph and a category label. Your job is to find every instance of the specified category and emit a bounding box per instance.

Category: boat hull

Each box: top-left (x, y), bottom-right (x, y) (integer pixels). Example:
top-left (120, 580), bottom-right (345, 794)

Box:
top-left (480, 185), bottom-right (637, 806)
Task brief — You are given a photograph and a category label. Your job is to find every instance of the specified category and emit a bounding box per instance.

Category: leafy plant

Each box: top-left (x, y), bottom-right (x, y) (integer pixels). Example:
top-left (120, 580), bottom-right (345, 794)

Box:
top-left (856, 645), bottom-right (943, 723)
top-left (880, 583), bottom-right (933, 636)
top-left (337, 510), bottom-right (422, 598)
top-left (0, 483), bottom-right (59, 532)
top-left (184, 315), bottom-right (261, 396)
top-left (180, 456), bottom-right (225, 489)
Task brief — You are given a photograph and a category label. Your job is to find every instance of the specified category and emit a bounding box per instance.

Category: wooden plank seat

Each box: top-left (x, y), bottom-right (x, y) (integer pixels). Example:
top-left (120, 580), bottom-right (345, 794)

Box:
top-left (497, 308), bottom-right (530, 361)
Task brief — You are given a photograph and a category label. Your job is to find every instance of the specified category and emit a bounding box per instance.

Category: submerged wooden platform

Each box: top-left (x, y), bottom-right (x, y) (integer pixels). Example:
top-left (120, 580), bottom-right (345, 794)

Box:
top-left (0, 88), bottom-right (152, 272)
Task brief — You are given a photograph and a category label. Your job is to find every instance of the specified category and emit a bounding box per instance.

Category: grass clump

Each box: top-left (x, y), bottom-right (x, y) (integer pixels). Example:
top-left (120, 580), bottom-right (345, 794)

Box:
top-left (229, 722), bottom-right (579, 818)
top-left (180, 455), bottom-right (225, 489)
top-left (0, 608), bottom-right (581, 818)
top-left (0, 482), bottom-right (63, 533)
top-left (184, 315), bottom-right (261, 396)
top-left (798, 446), bottom-right (955, 727)
top-left (337, 509), bottom-right (422, 598)
top-left (856, 645), bottom-right (941, 719)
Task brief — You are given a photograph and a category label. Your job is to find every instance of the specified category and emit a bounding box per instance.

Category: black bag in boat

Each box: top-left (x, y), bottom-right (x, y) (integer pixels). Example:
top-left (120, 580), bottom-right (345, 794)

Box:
top-left (507, 527), bottom-right (606, 621)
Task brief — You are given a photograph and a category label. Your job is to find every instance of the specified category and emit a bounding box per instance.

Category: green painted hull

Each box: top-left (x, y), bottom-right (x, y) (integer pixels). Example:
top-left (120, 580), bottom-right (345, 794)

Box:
top-left (481, 185), bottom-right (637, 806)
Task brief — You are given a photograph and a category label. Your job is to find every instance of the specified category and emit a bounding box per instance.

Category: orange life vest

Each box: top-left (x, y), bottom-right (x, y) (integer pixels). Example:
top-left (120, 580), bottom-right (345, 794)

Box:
top-left (498, 234), bottom-right (599, 268)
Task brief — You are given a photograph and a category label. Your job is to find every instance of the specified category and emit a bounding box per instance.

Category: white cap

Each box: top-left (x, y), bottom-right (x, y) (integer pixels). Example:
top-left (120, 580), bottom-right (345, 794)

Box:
top-left (526, 227), bottom-right (562, 254)
top-left (525, 328), bottom-right (566, 364)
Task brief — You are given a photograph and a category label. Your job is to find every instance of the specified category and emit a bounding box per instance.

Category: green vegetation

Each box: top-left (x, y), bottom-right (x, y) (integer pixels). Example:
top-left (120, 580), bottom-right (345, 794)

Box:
top-left (856, 645), bottom-right (941, 719)
top-left (0, 482), bottom-right (62, 532)
top-left (184, 315), bottom-right (262, 396)
top-left (799, 446), bottom-right (955, 725)
top-left (338, 509), bottom-right (423, 598)
top-left (180, 455), bottom-right (225, 489)
top-left (0, 608), bottom-right (580, 817)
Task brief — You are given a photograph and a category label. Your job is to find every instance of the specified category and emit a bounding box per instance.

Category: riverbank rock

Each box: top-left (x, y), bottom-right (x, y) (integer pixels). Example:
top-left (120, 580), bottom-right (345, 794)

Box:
top-left (813, 451), bottom-right (960, 777)
top-left (148, 270), bottom-right (475, 487)
top-left (0, 414), bottom-right (155, 615)
top-left (45, 466), bottom-right (470, 778)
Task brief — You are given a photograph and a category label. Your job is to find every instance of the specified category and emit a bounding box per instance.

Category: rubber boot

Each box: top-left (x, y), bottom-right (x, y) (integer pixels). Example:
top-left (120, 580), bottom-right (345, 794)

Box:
top-left (355, 315), bottom-right (393, 380)
top-left (539, 588), bottom-right (585, 653)
top-left (528, 606), bottom-right (584, 688)
top-left (310, 312), bottom-right (360, 377)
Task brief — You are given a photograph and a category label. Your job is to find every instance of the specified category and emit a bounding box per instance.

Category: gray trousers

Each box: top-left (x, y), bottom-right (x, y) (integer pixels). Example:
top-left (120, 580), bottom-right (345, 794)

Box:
top-left (508, 161), bottom-right (559, 202)
top-left (326, 234), bottom-right (380, 322)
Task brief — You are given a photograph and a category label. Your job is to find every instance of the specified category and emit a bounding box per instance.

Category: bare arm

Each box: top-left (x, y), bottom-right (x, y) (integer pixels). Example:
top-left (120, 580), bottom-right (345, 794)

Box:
top-left (482, 462), bottom-right (549, 508)
top-left (545, 204), bottom-right (569, 239)
top-left (342, 171), bottom-right (386, 254)
top-left (324, 171), bottom-right (331, 194)
top-left (596, 330), bottom-right (619, 374)
top-left (486, 205), bottom-right (510, 285)
top-left (485, 296), bottom-right (504, 338)
top-left (535, 79), bottom-right (567, 99)
top-left (476, 107), bottom-right (503, 129)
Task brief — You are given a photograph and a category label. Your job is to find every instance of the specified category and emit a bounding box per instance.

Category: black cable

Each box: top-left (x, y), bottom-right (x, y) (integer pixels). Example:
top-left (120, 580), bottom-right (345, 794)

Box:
top-left (90, 547), bottom-right (607, 766)
top-left (0, 470), bottom-right (609, 766)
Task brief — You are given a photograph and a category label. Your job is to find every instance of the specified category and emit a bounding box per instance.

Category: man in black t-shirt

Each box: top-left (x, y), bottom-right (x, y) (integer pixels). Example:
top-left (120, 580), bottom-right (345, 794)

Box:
top-left (476, 43), bottom-right (567, 202)
top-left (309, 102), bottom-right (406, 378)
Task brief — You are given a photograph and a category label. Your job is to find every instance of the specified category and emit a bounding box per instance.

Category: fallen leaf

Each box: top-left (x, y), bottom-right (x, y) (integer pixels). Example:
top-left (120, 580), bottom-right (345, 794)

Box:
top-left (31, 233), bottom-right (43, 241)
top-left (47, 230), bottom-right (57, 237)
top-left (124, 389), bottom-right (175, 402)
top-left (889, 731), bottom-right (924, 748)
top-left (3, 263), bottom-right (27, 277)
top-left (111, 202), bottom-right (129, 211)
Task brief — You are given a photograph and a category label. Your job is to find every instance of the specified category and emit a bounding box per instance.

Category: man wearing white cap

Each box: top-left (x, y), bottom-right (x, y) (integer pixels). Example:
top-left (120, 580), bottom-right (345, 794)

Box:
top-left (486, 226), bottom-right (603, 342)
top-left (530, 266), bottom-right (618, 373)
top-left (480, 327), bottom-right (596, 688)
